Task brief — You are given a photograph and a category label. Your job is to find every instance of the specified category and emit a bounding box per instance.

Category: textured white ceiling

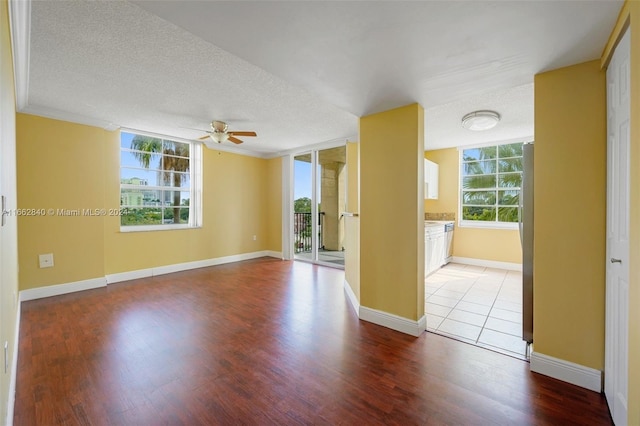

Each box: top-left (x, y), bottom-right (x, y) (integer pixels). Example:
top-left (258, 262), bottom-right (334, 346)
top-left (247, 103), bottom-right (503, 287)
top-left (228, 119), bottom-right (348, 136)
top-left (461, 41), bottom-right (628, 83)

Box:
top-left (18, 0), bottom-right (622, 155)
top-left (426, 83), bottom-right (534, 150)
top-left (26, 0), bottom-right (358, 155)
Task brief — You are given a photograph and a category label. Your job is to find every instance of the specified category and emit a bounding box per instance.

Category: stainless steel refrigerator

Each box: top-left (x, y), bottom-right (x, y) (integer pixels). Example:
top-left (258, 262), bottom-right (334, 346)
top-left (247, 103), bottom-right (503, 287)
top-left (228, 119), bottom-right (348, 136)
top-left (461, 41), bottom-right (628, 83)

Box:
top-left (520, 143), bottom-right (534, 344)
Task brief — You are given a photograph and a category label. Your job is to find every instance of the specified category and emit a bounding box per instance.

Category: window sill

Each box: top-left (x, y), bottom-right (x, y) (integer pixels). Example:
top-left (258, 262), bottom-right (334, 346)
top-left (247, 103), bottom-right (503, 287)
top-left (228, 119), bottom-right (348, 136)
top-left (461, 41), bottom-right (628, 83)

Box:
top-left (120, 224), bottom-right (202, 233)
top-left (457, 221), bottom-right (519, 231)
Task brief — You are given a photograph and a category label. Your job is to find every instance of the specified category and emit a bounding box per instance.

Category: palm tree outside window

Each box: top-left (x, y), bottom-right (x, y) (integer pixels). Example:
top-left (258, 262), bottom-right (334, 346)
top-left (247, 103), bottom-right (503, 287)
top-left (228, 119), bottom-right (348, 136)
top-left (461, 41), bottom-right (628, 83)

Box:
top-left (119, 131), bottom-right (201, 228)
top-left (460, 142), bottom-right (524, 225)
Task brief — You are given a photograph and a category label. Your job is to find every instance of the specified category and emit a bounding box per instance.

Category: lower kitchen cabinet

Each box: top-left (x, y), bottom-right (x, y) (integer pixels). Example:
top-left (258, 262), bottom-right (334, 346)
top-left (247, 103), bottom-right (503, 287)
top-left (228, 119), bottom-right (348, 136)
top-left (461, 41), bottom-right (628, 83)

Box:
top-left (425, 223), bottom-right (446, 276)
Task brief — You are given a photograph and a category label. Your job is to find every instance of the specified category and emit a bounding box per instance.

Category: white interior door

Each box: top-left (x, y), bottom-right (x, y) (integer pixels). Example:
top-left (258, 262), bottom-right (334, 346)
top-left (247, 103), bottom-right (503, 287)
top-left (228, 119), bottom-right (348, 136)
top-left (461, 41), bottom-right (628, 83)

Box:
top-left (605, 27), bottom-right (630, 426)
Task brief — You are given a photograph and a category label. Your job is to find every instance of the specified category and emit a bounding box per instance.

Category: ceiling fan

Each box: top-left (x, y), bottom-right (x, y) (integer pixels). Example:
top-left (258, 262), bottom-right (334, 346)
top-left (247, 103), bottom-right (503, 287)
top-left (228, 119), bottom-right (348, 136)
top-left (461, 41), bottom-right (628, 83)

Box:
top-left (198, 120), bottom-right (257, 146)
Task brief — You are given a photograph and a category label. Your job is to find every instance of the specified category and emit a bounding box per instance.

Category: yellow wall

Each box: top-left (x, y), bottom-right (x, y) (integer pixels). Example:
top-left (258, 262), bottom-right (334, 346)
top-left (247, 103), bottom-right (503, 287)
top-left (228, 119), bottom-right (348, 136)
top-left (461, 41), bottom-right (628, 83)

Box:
top-left (17, 115), bottom-right (108, 288)
top-left (533, 60), bottom-right (606, 369)
top-left (104, 146), bottom-right (272, 273)
top-left (0, 0), bottom-right (19, 422)
top-left (360, 104), bottom-right (424, 320)
top-left (602, 2), bottom-right (640, 423)
top-left (424, 149), bottom-right (458, 217)
top-left (424, 148), bottom-right (522, 264)
top-left (17, 114), bottom-right (282, 289)
top-left (266, 157), bottom-right (283, 253)
top-left (453, 228), bottom-right (521, 263)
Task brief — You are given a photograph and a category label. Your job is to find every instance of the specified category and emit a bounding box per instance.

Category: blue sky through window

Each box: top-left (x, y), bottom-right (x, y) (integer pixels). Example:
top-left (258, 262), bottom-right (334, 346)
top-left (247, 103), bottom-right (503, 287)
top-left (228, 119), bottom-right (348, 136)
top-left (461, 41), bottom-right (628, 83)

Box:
top-left (294, 159), bottom-right (312, 200)
top-left (120, 132), bottom-right (142, 169)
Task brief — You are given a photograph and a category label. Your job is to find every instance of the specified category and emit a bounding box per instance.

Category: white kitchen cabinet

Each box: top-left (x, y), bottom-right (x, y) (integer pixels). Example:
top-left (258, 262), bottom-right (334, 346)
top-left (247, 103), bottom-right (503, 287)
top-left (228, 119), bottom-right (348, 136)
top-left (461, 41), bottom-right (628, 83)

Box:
top-left (425, 223), bottom-right (446, 276)
top-left (424, 159), bottom-right (439, 200)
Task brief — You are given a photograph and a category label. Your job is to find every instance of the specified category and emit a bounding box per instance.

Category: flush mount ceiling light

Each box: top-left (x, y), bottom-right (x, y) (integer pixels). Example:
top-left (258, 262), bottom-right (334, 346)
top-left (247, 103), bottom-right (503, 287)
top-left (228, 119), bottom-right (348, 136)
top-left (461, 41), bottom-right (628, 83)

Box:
top-left (461, 110), bottom-right (501, 131)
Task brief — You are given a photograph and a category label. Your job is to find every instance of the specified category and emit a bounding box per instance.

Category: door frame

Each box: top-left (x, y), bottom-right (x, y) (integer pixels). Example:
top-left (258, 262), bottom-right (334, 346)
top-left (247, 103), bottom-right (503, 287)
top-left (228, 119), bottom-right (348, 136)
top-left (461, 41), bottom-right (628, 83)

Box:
top-left (291, 150), bottom-right (319, 264)
top-left (284, 139), bottom-right (347, 268)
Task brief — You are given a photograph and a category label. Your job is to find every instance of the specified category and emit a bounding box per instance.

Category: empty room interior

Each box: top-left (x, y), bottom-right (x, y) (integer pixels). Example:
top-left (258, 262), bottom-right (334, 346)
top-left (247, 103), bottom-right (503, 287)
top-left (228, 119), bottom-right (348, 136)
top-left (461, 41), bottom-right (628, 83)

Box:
top-left (1, 0), bottom-right (639, 424)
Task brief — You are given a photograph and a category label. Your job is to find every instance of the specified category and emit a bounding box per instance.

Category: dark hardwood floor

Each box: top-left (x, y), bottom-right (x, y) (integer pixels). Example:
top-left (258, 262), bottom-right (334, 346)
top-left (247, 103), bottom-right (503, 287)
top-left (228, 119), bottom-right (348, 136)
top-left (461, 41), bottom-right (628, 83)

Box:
top-left (14, 258), bottom-right (612, 425)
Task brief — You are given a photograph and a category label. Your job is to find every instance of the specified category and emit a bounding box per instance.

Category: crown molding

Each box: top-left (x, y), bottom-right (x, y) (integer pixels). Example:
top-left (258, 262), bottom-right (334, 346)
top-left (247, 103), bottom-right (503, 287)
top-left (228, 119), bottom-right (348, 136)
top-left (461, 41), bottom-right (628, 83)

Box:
top-left (20, 104), bottom-right (121, 131)
top-left (9, 0), bottom-right (31, 110)
top-left (19, 105), bottom-right (353, 160)
top-left (21, 105), bottom-right (275, 159)
top-left (268, 135), bottom-right (357, 159)
top-left (454, 135), bottom-right (534, 152)
top-left (121, 126), bottom-right (270, 159)
top-left (199, 142), bottom-right (272, 159)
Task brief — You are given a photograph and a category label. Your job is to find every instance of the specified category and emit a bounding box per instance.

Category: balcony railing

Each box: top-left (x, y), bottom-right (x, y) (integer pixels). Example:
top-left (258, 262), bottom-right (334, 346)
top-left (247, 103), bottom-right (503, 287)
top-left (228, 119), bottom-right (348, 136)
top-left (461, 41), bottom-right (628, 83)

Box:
top-left (293, 212), bottom-right (324, 253)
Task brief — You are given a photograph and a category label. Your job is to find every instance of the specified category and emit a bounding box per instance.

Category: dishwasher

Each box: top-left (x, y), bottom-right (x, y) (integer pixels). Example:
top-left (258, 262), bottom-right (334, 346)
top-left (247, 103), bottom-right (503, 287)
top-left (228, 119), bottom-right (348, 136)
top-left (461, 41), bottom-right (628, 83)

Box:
top-left (444, 222), bottom-right (454, 264)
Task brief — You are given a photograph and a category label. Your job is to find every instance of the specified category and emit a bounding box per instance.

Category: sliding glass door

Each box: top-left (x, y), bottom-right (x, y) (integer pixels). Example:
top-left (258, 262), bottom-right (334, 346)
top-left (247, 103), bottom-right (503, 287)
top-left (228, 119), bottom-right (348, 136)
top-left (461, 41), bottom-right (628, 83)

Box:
top-left (293, 153), bottom-right (314, 261)
top-left (292, 146), bottom-right (346, 268)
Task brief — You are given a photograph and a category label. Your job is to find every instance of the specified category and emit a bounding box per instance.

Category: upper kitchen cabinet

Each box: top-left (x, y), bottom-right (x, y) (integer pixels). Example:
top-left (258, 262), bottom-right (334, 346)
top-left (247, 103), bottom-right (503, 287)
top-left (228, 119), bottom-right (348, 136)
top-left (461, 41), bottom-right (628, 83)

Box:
top-left (424, 158), bottom-right (439, 199)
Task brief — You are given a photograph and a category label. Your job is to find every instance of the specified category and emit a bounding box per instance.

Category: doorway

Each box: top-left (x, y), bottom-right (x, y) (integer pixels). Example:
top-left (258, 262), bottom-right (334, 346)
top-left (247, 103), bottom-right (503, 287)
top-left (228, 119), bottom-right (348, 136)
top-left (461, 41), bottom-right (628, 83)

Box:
top-left (292, 146), bottom-right (346, 268)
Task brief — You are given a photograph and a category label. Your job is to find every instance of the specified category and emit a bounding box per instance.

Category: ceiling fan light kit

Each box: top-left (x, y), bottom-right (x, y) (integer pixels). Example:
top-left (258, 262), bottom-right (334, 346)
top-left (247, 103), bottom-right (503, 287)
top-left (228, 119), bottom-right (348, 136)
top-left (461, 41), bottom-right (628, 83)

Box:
top-left (210, 132), bottom-right (229, 143)
top-left (461, 110), bottom-right (501, 131)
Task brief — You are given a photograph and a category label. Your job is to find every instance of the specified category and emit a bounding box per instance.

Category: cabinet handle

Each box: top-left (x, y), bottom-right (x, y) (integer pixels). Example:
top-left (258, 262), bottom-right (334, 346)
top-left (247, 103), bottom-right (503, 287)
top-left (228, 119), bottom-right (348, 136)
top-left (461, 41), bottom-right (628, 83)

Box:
top-left (610, 258), bottom-right (622, 264)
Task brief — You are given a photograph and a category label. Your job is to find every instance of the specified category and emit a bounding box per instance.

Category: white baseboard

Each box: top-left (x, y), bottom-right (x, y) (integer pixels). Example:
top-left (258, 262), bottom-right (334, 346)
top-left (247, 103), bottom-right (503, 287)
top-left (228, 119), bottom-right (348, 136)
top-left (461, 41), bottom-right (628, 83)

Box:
top-left (6, 295), bottom-right (21, 426)
top-left (20, 252), bottom-right (283, 302)
top-left (20, 277), bottom-right (106, 302)
top-left (451, 256), bottom-right (522, 272)
top-left (359, 306), bottom-right (426, 337)
top-left (344, 283), bottom-right (426, 337)
top-left (265, 250), bottom-right (283, 259)
top-left (106, 250), bottom-right (282, 284)
top-left (105, 268), bottom-right (153, 284)
top-left (530, 351), bottom-right (602, 393)
top-left (343, 279), bottom-right (359, 316)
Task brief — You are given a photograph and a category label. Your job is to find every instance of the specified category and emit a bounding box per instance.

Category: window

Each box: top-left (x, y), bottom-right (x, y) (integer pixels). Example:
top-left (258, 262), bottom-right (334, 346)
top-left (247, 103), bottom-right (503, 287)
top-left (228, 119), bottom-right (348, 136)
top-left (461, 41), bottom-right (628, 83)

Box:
top-left (460, 142), bottom-right (523, 227)
top-left (120, 131), bottom-right (201, 230)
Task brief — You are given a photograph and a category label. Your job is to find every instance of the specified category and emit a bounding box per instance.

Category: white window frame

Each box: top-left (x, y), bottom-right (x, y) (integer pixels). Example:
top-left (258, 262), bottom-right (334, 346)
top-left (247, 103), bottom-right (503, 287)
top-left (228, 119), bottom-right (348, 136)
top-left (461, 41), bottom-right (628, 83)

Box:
top-left (119, 129), bottom-right (202, 232)
top-left (457, 139), bottom-right (531, 230)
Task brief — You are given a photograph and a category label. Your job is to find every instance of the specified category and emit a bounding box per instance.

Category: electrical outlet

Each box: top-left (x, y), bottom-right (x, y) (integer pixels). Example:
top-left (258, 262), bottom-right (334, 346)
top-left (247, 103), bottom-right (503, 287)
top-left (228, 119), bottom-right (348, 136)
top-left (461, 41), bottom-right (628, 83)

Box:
top-left (253, 235), bottom-right (257, 241)
top-left (39, 253), bottom-right (54, 268)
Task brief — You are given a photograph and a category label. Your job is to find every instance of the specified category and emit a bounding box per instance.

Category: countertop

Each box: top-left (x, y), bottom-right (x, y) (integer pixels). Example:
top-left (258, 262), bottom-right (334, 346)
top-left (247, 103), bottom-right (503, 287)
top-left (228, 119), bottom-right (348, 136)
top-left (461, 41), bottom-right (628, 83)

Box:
top-left (425, 220), bottom-right (454, 226)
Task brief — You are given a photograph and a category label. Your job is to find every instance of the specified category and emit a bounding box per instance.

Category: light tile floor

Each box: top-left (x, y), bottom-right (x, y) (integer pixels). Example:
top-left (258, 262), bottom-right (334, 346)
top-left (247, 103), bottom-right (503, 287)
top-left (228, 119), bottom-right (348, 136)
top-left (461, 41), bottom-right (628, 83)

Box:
top-left (426, 263), bottom-right (528, 360)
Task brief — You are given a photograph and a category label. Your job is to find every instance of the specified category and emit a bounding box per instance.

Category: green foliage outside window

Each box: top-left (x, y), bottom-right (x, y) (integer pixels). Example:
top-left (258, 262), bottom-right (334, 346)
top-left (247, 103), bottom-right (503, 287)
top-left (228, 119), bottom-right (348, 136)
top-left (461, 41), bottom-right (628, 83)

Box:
top-left (294, 197), bottom-right (312, 213)
top-left (461, 142), bottom-right (524, 224)
top-left (120, 132), bottom-right (192, 227)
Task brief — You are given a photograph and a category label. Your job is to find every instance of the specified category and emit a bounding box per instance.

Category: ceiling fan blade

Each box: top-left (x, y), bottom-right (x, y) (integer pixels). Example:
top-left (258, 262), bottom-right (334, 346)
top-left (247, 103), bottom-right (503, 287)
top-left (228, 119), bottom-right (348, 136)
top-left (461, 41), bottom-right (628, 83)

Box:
top-left (198, 135), bottom-right (210, 140)
top-left (228, 136), bottom-right (244, 144)
top-left (229, 131), bottom-right (256, 137)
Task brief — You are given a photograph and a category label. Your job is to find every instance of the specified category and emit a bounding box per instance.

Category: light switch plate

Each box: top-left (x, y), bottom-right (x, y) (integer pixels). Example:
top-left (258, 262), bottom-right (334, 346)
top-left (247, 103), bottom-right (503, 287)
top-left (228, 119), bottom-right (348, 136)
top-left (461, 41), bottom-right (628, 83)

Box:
top-left (39, 253), bottom-right (54, 268)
